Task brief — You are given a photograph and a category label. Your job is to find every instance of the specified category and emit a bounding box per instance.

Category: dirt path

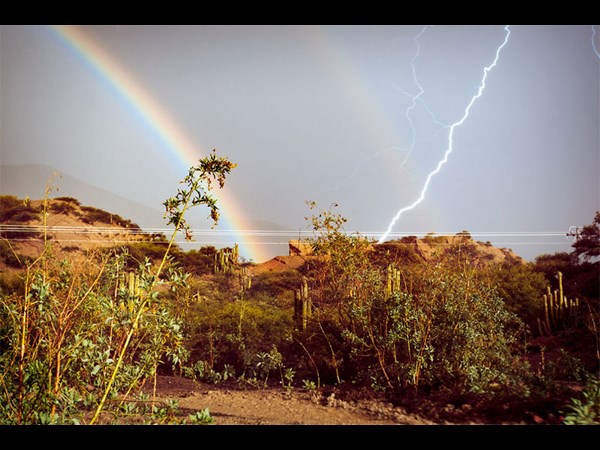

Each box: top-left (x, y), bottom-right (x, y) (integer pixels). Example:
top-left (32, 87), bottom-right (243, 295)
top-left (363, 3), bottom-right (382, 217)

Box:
top-left (151, 376), bottom-right (437, 425)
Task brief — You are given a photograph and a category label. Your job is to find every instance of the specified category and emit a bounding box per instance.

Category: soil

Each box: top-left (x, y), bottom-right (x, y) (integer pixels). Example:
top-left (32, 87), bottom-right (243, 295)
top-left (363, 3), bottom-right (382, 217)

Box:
top-left (148, 375), bottom-right (437, 425)
top-left (146, 366), bottom-right (594, 426)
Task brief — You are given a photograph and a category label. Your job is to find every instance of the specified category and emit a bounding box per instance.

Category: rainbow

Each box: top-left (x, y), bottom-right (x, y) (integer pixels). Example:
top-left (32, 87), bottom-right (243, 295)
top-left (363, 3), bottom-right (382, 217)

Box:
top-left (302, 25), bottom-right (443, 230)
top-left (47, 25), bottom-right (270, 263)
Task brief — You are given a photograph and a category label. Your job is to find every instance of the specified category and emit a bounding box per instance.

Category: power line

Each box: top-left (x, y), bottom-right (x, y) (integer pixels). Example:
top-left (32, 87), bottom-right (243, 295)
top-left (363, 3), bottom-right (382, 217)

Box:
top-left (0, 224), bottom-right (578, 238)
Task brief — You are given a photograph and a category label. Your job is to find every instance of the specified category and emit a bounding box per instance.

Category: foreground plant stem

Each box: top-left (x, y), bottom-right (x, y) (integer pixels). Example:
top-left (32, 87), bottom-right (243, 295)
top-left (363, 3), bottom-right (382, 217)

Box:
top-left (90, 152), bottom-right (235, 424)
top-left (90, 188), bottom-right (191, 424)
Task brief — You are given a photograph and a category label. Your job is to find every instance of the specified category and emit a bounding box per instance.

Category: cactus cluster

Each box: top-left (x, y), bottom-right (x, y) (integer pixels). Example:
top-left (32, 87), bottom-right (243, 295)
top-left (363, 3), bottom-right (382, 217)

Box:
top-left (117, 271), bottom-right (141, 297)
top-left (294, 276), bottom-right (311, 330)
top-left (385, 264), bottom-right (402, 298)
top-left (214, 244), bottom-right (239, 274)
top-left (537, 271), bottom-right (579, 336)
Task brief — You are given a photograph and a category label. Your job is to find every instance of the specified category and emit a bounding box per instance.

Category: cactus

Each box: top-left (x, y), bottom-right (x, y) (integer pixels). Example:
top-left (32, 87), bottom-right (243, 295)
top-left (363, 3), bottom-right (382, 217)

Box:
top-left (384, 264), bottom-right (401, 298)
top-left (214, 244), bottom-right (239, 274)
top-left (294, 276), bottom-right (311, 330)
top-left (122, 271), bottom-right (140, 297)
top-left (537, 271), bottom-right (579, 336)
top-left (238, 266), bottom-right (252, 294)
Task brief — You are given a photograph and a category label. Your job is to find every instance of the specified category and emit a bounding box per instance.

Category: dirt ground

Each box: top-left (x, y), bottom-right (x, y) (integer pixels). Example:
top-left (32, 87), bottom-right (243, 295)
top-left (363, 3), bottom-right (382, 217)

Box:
top-left (149, 375), bottom-right (455, 425)
top-left (150, 376), bottom-right (428, 425)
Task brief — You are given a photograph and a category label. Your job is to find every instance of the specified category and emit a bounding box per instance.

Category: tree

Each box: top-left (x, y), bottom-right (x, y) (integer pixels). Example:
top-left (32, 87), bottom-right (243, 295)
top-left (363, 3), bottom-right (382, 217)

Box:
top-left (572, 211), bottom-right (600, 261)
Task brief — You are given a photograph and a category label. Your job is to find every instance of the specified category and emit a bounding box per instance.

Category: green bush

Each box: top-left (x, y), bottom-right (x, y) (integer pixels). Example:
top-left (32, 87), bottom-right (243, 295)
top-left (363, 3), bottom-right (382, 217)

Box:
top-left (339, 266), bottom-right (529, 397)
top-left (120, 242), bottom-right (172, 268)
top-left (371, 240), bottom-right (422, 267)
top-left (295, 201), bottom-right (530, 398)
top-left (0, 151), bottom-right (237, 424)
top-left (488, 263), bottom-right (548, 328)
top-left (0, 252), bottom-right (188, 424)
top-left (178, 283), bottom-right (294, 381)
top-left (174, 246), bottom-right (217, 276)
top-left (249, 270), bottom-right (303, 297)
top-left (562, 377), bottom-right (600, 424)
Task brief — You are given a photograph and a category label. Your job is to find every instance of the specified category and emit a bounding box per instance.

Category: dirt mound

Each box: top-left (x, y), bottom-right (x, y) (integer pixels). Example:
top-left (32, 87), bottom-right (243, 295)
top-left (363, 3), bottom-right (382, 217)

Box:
top-left (249, 255), bottom-right (314, 275)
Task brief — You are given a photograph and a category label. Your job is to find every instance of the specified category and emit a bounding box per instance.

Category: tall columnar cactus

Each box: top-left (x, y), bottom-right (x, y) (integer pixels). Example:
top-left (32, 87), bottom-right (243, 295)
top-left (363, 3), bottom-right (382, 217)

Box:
top-left (385, 264), bottom-right (402, 298)
top-left (117, 272), bottom-right (140, 298)
top-left (128, 272), bottom-right (140, 297)
top-left (537, 271), bottom-right (580, 336)
top-left (213, 244), bottom-right (239, 274)
top-left (238, 266), bottom-right (252, 294)
top-left (294, 276), bottom-right (311, 330)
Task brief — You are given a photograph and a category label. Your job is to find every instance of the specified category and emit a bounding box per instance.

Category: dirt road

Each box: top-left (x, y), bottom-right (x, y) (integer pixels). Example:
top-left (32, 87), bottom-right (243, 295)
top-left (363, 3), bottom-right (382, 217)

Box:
top-left (152, 376), bottom-right (437, 425)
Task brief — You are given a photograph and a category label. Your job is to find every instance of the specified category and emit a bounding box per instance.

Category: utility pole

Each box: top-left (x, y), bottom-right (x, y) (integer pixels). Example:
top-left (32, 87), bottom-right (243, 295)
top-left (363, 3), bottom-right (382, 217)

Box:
top-left (566, 226), bottom-right (580, 241)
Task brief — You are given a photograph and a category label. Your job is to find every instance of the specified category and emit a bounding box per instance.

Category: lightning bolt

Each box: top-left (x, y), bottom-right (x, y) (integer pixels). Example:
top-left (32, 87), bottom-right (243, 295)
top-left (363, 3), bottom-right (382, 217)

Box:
top-left (378, 25), bottom-right (512, 244)
top-left (334, 26), bottom-right (448, 191)
top-left (393, 25), bottom-right (451, 171)
top-left (592, 25), bottom-right (600, 59)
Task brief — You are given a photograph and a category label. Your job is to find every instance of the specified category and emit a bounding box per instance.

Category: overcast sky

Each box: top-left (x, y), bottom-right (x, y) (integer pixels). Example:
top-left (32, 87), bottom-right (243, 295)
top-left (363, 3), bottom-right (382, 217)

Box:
top-left (1, 25), bottom-right (598, 262)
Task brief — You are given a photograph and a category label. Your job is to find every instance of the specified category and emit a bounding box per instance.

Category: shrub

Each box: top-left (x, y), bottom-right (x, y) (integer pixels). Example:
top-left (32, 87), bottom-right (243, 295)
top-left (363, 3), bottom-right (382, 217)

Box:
top-left (340, 266), bottom-right (529, 397)
top-left (49, 200), bottom-right (77, 215)
top-left (488, 263), bottom-right (548, 328)
top-left (0, 195), bottom-right (40, 223)
top-left (174, 247), bottom-right (217, 276)
top-left (0, 240), bottom-right (30, 268)
top-left (0, 195), bottom-right (24, 217)
top-left (249, 270), bottom-right (303, 297)
top-left (562, 377), bottom-right (600, 424)
top-left (297, 201), bottom-right (530, 398)
top-left (80, 205), bottom-right (140, 229)
top-left (371, 240), bottom-right (422, 267)
top-left (55, 196), bottom-right (81, 205)
top-left (0, 251), bottom-right (189, 424)
top-left (180, 290), bottom-right (294, 379)
top-left (119, 242), bottom-right (172, 269)
top-left (0, 151), bottom-right (237, 424)
top-left (0, 196), bottom-right (41, 239)
top-left (422, 233), bottom-right (447, 244)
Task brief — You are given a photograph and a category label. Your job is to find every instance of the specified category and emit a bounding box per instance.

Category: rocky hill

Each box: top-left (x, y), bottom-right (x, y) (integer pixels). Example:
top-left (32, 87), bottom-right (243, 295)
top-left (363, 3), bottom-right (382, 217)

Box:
top-left (249, 233), bottom-right (524, 275)
top-left (0, 195), bottom-right (159, 269)
top-left (374, 234), bottom-right (524, 266)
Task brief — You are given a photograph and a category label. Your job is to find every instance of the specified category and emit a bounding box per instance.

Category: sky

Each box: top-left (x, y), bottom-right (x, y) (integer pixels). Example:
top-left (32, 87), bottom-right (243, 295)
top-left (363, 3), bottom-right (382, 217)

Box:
top-left (1, 24), bottom-right (598, 263)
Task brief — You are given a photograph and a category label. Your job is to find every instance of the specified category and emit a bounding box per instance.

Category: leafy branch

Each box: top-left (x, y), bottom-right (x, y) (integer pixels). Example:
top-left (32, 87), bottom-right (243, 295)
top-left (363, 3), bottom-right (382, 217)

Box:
top-left (90, 150), bottom-right (236, 424)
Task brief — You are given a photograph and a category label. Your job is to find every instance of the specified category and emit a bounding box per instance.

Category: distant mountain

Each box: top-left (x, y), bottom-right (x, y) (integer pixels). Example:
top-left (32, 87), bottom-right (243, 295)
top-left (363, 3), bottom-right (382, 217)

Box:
top-left (1, 164), bottom-right (166, 229)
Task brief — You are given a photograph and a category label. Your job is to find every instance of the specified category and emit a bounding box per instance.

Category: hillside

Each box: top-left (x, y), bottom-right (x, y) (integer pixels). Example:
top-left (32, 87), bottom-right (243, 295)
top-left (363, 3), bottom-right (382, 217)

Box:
top-left (374, 234), bottom-right (524, 266)
top-left (250, 233), bottom-right (524, 276)
top-left (0, 194), bottom-right (526, 275)
top-left (0, 195), bottom-right (157, 269)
